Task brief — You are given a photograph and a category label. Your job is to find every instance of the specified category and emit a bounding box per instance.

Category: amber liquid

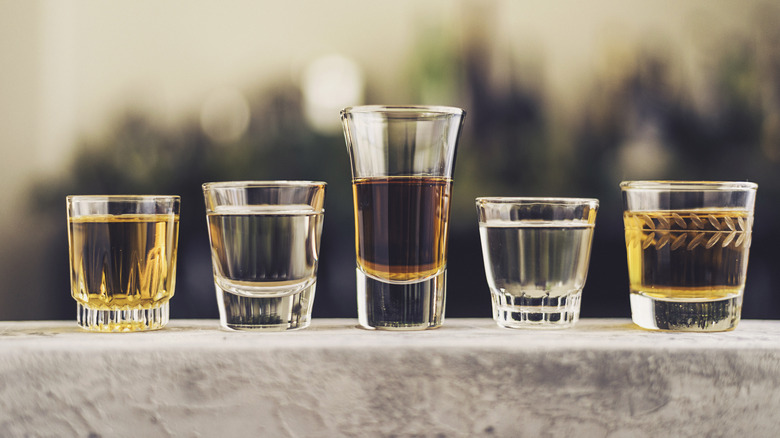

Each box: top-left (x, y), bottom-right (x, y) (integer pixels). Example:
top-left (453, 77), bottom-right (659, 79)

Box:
top-left (69, 214), bottom-right (179, 310)
top-left (352, 176), bottom-right (452, 282)
top-left (624, 209), bottom-right (752, 298)
top-left (624, 209), bottom-right (752, 331)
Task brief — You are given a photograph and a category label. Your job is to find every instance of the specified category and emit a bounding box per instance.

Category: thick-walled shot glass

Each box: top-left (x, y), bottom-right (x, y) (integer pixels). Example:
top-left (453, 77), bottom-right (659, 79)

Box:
top-left (203, 181), bottom-right (326, 331)
top-left (621, 181), bottom-right (757, 332)
top-left (341, 105), bottom-right (466, 330)
top-left (67, 195), bottom-right (180, 332)
top-left (476, 197), bottom-right (598, 329)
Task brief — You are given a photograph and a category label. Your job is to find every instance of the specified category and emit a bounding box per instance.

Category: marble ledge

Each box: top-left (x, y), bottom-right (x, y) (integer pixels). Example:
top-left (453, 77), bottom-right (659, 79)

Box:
top-left (0, 319), bottom-right (778, 437)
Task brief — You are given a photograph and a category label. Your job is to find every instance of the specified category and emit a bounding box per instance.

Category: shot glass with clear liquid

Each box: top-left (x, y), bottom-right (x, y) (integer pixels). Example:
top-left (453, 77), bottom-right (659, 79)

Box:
top-left (621, 181), bottom-right (757, 332)
top-left (341, 105), bottom-right (466, 330)
top-left (476, 197), bottom-right (598, 329)
top-left (67, 195), bottom-right (180, 332)
top-left (203, 181), bottom-right (326, 331)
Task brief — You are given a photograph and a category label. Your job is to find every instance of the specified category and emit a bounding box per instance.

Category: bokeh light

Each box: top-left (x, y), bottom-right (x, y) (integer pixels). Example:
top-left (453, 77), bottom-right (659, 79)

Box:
top-left (200, 87), bottom-right (251, 144)
top-left (302, 54), bottom-right (364, 133)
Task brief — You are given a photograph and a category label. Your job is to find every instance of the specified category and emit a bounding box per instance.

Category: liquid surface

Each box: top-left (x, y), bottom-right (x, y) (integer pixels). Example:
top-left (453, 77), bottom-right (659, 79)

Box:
top-left (69, 214), bottom-right (179, 310)
top-left (352, 176), bottom-right (452, 282)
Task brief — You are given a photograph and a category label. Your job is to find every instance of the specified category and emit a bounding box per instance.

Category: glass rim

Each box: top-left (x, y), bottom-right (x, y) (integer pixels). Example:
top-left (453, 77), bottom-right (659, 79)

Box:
top-left (67, 195), bottom-right (180, 202)
top-left (476, 196), bottom-right (599, 206)
top-left (202, 180), bottom-right (327, 190)
top-left (340, 105), bottom-right (465, 117)
top-left (620, 180), bottom-right (757, 191)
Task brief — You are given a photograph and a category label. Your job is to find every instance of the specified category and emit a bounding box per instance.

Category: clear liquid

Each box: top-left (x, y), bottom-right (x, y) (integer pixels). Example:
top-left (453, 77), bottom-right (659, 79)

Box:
top-left (479, 220), bottom-right (594, 328)
top-left (207, 205), bottom-right (323, 330)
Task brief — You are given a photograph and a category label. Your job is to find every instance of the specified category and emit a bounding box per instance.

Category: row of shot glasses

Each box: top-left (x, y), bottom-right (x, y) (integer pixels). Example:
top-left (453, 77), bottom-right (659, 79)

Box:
top-left (66, 106), bottom-right (757, 333)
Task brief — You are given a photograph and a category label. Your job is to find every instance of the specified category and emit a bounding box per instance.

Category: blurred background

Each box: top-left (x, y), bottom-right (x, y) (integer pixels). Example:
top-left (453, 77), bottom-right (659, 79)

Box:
top-left (1, 0), bottom-right (779, 321)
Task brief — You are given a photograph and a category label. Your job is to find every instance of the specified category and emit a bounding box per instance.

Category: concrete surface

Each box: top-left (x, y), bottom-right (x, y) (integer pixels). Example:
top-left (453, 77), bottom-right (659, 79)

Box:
top-left (0, 318), bottom-right (779, 437)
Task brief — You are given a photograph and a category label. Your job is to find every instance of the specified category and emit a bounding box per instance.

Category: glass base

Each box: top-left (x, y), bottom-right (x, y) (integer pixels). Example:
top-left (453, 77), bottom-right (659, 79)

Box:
top-left (215, 281), bottom-right (315, 331)
top-left (630, 292), bottom-right (741, 332)
top-left (77, 301), bottom-right (169, 332)
top-left (356, 268), bottom-right (445, 330)
top-left (491, 289), bottom-right (581, 329)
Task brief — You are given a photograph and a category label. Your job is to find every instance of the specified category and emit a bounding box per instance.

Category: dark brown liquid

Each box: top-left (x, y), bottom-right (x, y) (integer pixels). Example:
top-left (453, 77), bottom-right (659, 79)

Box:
top-left (352, 176), bottom-right (452, 282)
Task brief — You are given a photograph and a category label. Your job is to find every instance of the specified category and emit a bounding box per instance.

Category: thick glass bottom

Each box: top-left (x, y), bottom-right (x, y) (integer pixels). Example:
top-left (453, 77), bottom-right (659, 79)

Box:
top-left (630, 292), bottom-right (742, 332)
top-left (76, 301), bottom-right (169, 332)
top-left (215, 281), bottom-right (315, 331)
top-left (356, 268), bottom-right (445, 330)
top-left (491, 290), bottom-right (581, 329)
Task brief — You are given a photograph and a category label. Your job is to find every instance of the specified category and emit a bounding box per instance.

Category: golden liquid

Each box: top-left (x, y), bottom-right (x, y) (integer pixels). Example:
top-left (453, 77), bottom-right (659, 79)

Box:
top-left (352, 176), bottom-right (451, 282)
top-left (69, 214), bottom-right (179, 310)
top-left (624, 209), bottom-right (752, 300)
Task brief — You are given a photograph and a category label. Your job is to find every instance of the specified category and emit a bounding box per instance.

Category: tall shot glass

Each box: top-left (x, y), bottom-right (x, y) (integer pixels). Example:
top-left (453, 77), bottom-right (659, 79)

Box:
top-left (621, 181), bottom-right (757, 332)
top-left (67, 195), bottom-right (180, 332)
top-left (341, 106), bottom-right (466, 330)
top-left (476, 198), bottom-right (598, 329)
top-left (203, 181), bottom-right (326, 331)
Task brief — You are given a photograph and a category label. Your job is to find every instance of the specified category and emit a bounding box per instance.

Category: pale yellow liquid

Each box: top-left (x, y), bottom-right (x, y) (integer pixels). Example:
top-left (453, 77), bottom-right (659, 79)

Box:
top-left (69, 214), bottom-right (179, 311)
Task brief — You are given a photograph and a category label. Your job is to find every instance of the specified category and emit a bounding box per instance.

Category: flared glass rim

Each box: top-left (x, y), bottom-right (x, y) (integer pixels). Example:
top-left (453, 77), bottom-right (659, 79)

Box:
top-left (202, 180), bottom-right (327, 190)
top-left (340, 105), bottom-right (465, 117)
top-left (476, 197), bottom-right (599, 206)
top-left (620, 180), bottom-right (757, 191)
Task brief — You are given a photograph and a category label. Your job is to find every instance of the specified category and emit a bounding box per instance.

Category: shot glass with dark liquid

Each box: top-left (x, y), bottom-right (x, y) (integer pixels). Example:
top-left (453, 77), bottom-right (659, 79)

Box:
top-left (621, 181), bottom-right (757, 332)
top-left (341, 106), bottom-right (466, 330)
top-left (67, 195), bottom-right (180, 332)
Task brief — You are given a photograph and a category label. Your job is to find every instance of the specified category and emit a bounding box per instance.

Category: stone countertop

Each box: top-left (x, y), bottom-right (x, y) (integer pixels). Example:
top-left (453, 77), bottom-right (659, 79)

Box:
top-left (0, 318), bottom-right (778, 437)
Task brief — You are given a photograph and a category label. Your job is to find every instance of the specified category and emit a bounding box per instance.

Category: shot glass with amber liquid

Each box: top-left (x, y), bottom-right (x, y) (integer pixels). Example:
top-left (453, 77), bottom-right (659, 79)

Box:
top-left (621, 181), bottom-right (757, 332)
top-left (341, 106), bottom-right (466, 330)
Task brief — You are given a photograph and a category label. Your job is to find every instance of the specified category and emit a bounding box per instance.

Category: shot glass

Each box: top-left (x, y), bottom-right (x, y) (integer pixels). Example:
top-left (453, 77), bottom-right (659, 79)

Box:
top-left (341, 105), bottom-right (466, 330)
top-left (67, 195), bottom-right (180, 332)
top-left (476, 197), bottom-right (598, 329)
top-left (621, 181), bottom-right (757, 332)
top-left (203, 181), bottom-right (326, 331)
